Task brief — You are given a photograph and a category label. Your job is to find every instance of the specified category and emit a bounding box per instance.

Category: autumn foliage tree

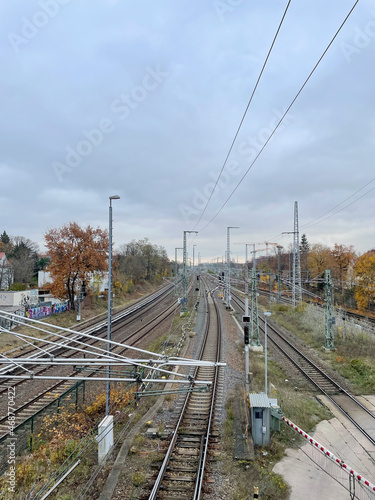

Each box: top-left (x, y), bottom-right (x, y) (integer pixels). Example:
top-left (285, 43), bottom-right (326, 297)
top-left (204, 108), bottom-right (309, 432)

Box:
top-left (354, 250), bottom-right (375, 311)
top-left (44, 222), bottom-right (108, 309)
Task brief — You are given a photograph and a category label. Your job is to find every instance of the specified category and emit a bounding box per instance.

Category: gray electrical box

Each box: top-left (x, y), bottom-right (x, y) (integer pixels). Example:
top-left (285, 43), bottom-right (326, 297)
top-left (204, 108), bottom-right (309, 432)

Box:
top-left (249, 393), bottom-right (271, 446)
top-left (270, 405), bottom-right (283, 431)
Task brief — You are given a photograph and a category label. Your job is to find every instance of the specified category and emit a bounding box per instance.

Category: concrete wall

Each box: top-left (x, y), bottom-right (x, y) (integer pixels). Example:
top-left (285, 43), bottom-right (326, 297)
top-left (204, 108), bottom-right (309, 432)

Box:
top-left (0, 290), bottom-right (38, 307)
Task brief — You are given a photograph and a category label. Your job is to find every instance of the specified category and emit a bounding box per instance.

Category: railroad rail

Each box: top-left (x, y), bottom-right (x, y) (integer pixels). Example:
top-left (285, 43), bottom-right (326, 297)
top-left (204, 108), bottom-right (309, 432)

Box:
top-left (231, 292), bottom-right (375, 447)
top-left (0, 284), bottom-right (178, 443)
top-left (146, 280), bottom-right (223, 499)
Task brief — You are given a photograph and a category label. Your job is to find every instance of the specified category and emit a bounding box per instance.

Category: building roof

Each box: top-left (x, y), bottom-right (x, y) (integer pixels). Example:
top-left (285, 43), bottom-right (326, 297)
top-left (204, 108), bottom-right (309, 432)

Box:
top-left (248, 393), bottom-right (271, 408)
top-left (0, 253), bottom-right (13, 267)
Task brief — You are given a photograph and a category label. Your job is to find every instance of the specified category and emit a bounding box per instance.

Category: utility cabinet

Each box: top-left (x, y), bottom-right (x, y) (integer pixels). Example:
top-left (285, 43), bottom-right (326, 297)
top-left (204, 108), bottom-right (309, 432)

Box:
top-left (249, 393), bottom-right (271, 446)
top-left (270, 405), bottom-right (283, 431)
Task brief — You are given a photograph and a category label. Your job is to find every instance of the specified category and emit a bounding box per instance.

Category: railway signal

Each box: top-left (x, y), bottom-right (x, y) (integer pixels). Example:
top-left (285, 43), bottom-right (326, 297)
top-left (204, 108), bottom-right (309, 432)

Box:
top-left (244, 324), bottom-right (249, 344)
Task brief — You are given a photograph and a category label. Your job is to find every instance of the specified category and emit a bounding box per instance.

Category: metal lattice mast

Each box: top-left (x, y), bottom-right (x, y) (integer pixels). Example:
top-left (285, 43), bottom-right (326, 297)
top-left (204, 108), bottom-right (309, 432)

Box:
top-left (250, 267), bottom-right (260, 346)
top-left (325, 269), bottom-right (335, 349)
top-left (182, 232), bottom-right (187, 312)
top-left (252, 243), bottom-right (256, 271)
top-left (174, 247), bottom-right (182, 296)
top-left (277, 245), bottom-right (282, 302)
top-left (294, 201), bottom-right (302, 303)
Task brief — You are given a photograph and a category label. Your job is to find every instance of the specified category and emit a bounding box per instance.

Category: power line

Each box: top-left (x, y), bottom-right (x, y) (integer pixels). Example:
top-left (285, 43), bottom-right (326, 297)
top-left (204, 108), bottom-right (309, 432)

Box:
top-left (192, 0), bottom-right (292, 230)
top-left (301, 177), bottom-right (375, 230)
top-left (197, 0), bottom-right (360, 233)
top-left (265, 177), bottom-right (375, 243)
top-left (302, 185), bottom-right (375, 230)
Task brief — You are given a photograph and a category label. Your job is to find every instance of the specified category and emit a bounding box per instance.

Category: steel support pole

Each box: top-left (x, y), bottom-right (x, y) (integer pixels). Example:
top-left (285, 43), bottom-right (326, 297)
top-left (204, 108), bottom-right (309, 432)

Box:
top-left (226, 226), bottom-right (238, 310)
top-left (175, 248), bottom-right (178, 296)
top-left (226, 232), bottom-right (230, 309)
top-left (193, 244), bottom-right (196, 305)
top-left (182, 231), bottom-right (187, 313)
top-left (294, 201), bottom-right (302, 303)
top-left (264, 312), bottom-right (271, 396)
top-left (251, 267), bottom-right (260, 346)
top-left (245, 244), bottom-right (249, 316)
top-left (182, 231), bottom-right (197, 313)
top-left (245, 344), bottom-right (250, 393)
top-left (106, 195), bottom-right (120, 416)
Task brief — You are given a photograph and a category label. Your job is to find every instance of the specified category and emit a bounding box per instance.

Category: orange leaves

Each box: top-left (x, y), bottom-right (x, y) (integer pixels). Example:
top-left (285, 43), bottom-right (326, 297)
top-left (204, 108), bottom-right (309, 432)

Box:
top-left (44, 222), bottom-right (109, 307)
top-left (354, 250), bottom-right (375, 310)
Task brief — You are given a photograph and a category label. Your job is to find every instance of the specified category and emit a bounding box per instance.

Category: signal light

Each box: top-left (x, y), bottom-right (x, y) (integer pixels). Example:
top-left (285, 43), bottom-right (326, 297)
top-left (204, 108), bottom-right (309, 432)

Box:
top-left (244, 325), bottom-right (249, 345)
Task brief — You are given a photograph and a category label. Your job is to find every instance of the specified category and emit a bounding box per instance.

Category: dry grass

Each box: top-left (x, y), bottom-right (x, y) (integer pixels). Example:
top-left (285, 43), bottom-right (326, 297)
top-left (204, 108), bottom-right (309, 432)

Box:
top-left (264, 301), bottom-right (375, 394)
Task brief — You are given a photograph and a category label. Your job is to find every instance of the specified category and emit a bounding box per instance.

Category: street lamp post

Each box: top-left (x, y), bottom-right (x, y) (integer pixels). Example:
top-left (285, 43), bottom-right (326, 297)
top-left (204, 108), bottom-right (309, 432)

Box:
top-left (264, 311), bottom-right (271, 396)
top-left (193, 245), bottom-right (197, 305)
top-left (106, 195), bottom-right (120, 416)
top-left (226, 226), bottom-right (239, 310)
top-left (182, 230), bottom-right (198, 313)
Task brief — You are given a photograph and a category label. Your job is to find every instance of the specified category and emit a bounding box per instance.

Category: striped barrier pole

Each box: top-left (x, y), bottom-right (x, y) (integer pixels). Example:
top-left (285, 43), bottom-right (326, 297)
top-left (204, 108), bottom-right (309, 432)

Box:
top-left (282, 416), bottom-right (375, 494)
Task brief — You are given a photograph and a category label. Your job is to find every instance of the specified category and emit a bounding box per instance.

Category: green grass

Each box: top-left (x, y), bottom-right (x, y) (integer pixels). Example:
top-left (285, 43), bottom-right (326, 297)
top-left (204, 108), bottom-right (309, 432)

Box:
top-left (263, 301), bottom-right (375, 394)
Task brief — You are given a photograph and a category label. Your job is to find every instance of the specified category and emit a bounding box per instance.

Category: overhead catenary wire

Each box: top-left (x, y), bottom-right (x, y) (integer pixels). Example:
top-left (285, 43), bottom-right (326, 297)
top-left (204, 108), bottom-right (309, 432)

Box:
top-left (197, 0), bottom-right (360, 233)
top-left (301, 186), bottom-right (375, 230)
top-left (192, 0), bottom-right (292, 230)
top-left (300, 176), bottom-right (375, 230)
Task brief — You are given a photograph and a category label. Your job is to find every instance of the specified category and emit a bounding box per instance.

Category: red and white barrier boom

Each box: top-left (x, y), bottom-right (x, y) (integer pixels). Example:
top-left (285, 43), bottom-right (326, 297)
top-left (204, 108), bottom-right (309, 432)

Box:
top-left (282, 416), bottom-right (375, 493)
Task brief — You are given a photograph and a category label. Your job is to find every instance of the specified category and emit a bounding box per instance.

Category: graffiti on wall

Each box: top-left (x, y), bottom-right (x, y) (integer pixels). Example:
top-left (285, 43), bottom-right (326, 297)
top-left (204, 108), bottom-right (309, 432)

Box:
top-left (25, 301), bottom-right (69, 320)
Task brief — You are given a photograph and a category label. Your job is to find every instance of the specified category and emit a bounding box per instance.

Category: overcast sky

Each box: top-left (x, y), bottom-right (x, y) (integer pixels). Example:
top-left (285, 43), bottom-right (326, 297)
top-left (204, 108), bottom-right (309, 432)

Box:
top-left (1, 0), bottom-right (375, 262)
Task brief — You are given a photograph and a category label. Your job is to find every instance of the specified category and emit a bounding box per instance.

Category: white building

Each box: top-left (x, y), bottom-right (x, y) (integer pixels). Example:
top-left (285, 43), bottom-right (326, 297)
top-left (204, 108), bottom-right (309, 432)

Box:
top-left (38, 270), bottom-right (109, 296)
top-left (0, 253), bottom-right (14, 290)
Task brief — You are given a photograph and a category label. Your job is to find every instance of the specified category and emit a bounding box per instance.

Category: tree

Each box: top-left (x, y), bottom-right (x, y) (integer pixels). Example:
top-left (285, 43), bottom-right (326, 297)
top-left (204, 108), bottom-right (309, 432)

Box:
top-left (300, 234), bottom-right (310, 281)
top-left (44, 222), bottom-right (109, 310)
top-left (308, 244), bottom-right (335, 288)
top-left (8, 236), bottom-right (39, 283)
top-left (331, 243), bottom-right (356, 290)
top-left (354, 250), bottom-right (375, 310)
top-left (36, 256), bottom-right (50, 271)
top-left (117, 238), bottom-right (170, 285)
top-left (1, 231), bottom-right (10, 244)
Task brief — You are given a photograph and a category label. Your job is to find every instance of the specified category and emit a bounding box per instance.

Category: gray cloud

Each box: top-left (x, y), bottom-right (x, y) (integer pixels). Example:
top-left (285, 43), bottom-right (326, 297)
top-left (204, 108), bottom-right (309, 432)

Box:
top-left (1, 0), bottom-right (374, 260)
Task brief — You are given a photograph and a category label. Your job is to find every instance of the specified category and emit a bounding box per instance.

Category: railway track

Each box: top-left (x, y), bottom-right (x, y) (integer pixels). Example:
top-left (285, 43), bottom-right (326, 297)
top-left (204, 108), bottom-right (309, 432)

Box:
top-left (0, 283), bottom-right (173, 380)
top-left (0, 284), bottom-right (178, 443)
top-left (144, 280), bottom-right (224, 499)
top-left (231, 292), bottom-right (375, 446)
top-left (230, 274), bottom-right (375, 327)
